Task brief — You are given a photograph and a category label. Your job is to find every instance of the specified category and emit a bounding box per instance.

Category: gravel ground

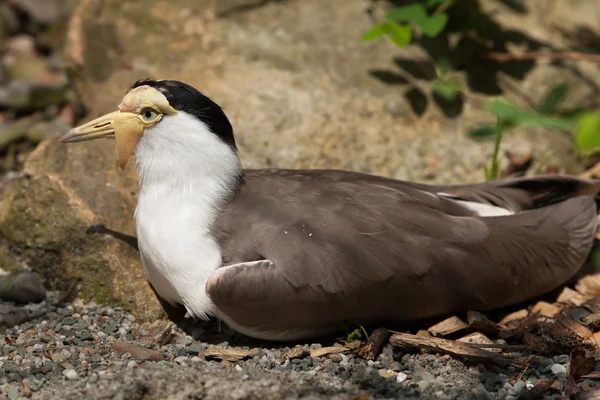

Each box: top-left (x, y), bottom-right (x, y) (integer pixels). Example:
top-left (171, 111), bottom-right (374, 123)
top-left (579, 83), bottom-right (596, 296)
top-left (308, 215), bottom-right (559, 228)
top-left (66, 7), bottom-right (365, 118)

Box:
top-left (0, 292), bottom-right (593, 400)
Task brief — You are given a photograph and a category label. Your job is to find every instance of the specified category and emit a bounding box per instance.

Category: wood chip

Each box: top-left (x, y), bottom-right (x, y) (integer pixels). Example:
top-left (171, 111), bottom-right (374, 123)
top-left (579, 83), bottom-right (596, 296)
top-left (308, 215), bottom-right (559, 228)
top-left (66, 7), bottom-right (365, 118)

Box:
top-left (377, 369), bottom-right (397, 379)
top-left (556, 287), bottom-right (591, 306)
top-left (467, 311), bottom-right (499, 337)
top-left (570, 347), bottom-right (597, 381)
top-left (499, 309), bottom-right (529, 327)
top-left (579, 162), bottom-right (600, 179)
top-left (345, 340), bottom-right (363, 350)
top-left (555, 313), bottom-right (593, 341)
top-left (593, 332), bottom-right (600, 348)
top-left (519, 378), bottom-right (555, 400)
top-left (428, 316), bottom-right (468, 337)
top-left (581, 313), bottom-right (600, 331)
top-left (310, 346), bottom-right (350, 358)
top-left (532, 301), bottom-right (561, 318)
top-left (199, 346), bottom-right (259, 362)
top-left (576, 273), bottom-right (600, 298)
top-left (389, 332), bottom-right (516, 367)
top-left (457, 332), bottom-right (500, 353)
top-left (283, 347), bottom-right (309, 360)
top-left (112, 341), bottom-right (164, 362)
top-left (132, 320), bottom-right (173, 345)
top-left (581, 371), bottom-right (600, 380)
top-left (357, 328), bottom-right (391, 360)
top-left (416, 330), bottom-right (431, 337)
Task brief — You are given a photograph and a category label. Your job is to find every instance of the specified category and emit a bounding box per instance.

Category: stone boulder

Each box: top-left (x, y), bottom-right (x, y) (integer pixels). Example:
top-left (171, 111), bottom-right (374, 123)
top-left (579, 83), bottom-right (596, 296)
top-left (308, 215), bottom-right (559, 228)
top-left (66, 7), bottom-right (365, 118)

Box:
top-left (0, 137), bottom-right (163, 321)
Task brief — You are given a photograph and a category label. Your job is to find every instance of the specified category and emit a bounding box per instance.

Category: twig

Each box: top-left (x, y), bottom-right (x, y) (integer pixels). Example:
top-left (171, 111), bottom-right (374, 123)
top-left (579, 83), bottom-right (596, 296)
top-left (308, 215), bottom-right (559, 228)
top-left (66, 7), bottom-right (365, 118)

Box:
top-left (357, 328), bottom-right (391, 360)
top-left (486, 51), bottom-right (600, 63)
top-left (389, 332), bottom-right (518, 367)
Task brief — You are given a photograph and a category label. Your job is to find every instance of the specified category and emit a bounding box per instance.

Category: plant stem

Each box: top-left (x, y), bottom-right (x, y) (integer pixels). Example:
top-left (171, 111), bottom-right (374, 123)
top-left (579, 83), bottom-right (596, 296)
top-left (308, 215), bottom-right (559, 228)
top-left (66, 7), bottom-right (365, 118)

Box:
top-left (489, 124), bottom-right (503, 181)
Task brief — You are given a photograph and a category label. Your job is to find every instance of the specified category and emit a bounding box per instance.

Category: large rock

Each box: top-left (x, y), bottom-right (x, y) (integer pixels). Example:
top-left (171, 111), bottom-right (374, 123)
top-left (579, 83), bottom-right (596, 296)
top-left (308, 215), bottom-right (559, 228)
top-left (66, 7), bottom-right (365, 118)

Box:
top-left (2, 0), bottom-right (600, 319)
top-left (0, 138), bottom-right (163, 321)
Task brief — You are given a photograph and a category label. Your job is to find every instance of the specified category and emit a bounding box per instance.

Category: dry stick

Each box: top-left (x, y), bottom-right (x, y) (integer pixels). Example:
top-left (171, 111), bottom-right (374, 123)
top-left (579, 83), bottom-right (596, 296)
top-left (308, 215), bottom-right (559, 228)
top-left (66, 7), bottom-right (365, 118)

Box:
top-left (389, 332), bottom-right (518, 367)
top-left (486, 51), bottom-right (600, 63)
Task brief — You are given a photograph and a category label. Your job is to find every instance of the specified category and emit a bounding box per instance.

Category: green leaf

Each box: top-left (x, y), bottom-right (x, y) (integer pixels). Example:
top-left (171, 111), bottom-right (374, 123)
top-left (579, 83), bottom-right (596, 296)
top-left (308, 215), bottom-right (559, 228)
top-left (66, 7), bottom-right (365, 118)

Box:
top-left (592, 249), bottom-right (600, 269)
top-left (432, 78), bottom-right (461, 101)
top-left (361, 23), bottom-right (388, 42)
top-left (528, 115), bottom-right (574, 131)
top-left (560, 107), bottom-right (587, 119)
top-left (538, 84), bottom-right (569, 114)
top-left (420, 13), bottom-right (448, 37)
top-left (485, 99), bottom-right (524, 121)
top-left (386, 4), bottom-right (428, 25)
top-left (361, 21), bottom-right (412, 48)
top-left (436, 57), bottom-right (453, 77)
top-left (485, 99), bottom-right (573, 131)
top-left (468, 125), bottom-right (505, 140)
top-left (387, 23), bottom-right (412, 48)
top-left (575, 112), bottom-right (600, 155)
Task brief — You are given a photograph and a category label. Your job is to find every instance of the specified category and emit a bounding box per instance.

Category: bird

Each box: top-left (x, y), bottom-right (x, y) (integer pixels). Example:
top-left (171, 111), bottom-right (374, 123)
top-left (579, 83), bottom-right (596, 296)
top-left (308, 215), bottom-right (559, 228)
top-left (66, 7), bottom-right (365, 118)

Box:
top-left (60, 79), bottom-right (600, 341)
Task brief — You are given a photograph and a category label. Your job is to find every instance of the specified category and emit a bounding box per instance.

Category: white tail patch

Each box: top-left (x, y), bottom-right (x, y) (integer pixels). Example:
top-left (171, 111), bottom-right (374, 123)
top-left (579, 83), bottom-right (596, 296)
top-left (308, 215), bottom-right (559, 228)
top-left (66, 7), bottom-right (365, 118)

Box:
top-left (438, 192), bottom-right (514, 217)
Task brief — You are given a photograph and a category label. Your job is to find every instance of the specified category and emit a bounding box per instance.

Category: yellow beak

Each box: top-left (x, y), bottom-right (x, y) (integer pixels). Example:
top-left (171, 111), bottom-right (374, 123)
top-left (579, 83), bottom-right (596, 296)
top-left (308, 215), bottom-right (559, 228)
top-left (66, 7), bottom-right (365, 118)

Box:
top-left (60, 111), bottom-right (144, 170)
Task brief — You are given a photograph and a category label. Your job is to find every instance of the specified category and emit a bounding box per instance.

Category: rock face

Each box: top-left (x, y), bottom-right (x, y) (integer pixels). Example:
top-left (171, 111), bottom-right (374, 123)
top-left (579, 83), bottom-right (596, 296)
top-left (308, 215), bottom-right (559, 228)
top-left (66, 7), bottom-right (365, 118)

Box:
top-left (1, 0), bottom-right (600, 319)
top-left (0, 137), bottom-right (163, 321)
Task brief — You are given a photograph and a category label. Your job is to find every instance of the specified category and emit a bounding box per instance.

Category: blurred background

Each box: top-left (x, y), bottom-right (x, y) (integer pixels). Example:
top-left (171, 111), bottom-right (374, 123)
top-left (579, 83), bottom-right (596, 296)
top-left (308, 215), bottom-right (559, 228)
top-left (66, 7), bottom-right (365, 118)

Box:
top-left (1, 0), bottom-right (599, 188)
top-left (1, 0), bottom-right (600, 318)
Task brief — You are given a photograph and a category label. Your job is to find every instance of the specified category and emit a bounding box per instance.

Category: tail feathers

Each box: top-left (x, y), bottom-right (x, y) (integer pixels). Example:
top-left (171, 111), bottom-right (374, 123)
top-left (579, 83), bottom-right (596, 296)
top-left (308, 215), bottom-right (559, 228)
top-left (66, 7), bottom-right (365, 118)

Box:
top-left (438, 175), bottom-right (600, 212)
top-left (473, 196), bottom-right (598, 310)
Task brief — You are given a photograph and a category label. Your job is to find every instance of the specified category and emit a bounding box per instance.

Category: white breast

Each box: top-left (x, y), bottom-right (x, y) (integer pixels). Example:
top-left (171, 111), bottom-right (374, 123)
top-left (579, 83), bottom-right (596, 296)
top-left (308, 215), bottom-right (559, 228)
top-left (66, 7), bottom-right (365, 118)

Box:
top-left (135, 184), bottom-right (221, 320)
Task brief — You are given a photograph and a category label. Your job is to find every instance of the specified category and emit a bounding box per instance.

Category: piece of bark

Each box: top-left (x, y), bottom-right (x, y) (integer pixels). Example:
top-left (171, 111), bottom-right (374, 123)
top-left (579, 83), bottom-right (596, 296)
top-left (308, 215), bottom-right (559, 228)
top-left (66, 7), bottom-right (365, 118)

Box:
top-left (416, 330), bottom-right (431, 337)
top-left (593, 332), bottom-right (600, 348)
top-left (580, 162), bottom-right (600, 179)
top-left (518, 379), bottom-right (555, 400)
top-left (582, 314), bottom-right (600, 331)
top-left (112, 341), bottom-right (164, 362)
top-left (199, 346), bottom-right (259, 362)
top-left (542, 313), bottom-right (594, 351)
top-left (457, 332), bottom-right (500, 353)
top-left (310, 346), bottom-right (350, 358)
top-left (283, 347), bottom-right (309, 360)
top-left (555, 313), bottom-right (593, 341)
top-left (522, 332), bottom-right (546, 350)
top-left (389, 332), bottom-right (517, 367)
top-left (357, 328), bottom-right (391, 360)
top-left (428, 316), bottom-right (468, 337)
top-left (570, 347), bottom-right (597, 381)
top-left (345, 340), bottom-right (363, 350)
top-left (557, 287), bottom-right (591, 307)
top-left (467, 311), bottom-right (499, 337)
top-left (532, 301), bottom-right (561, 318)
top-left (132, 320), bottom-right (173, 345)
top-left (583, 298), bottom-right (600, 314)
top-left (581, 371), bottom-right (600, 380)
top-left (576, 273), bottom-right (600, 298)
top-left (499, 309), bottom-right (529, 327)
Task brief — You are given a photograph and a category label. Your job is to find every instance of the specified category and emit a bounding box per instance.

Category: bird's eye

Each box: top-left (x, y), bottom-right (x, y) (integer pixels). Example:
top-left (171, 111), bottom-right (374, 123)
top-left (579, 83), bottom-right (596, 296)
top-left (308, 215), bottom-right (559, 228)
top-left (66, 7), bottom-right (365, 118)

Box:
top-left (141, 109), bottom-right (159, 122)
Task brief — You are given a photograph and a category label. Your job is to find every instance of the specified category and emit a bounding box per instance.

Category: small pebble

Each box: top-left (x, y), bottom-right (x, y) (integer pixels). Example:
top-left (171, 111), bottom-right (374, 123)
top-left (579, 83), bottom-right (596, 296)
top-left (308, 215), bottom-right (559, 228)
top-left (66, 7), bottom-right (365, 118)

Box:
top-left (62, 369), bottom-right (78, 380)
top-left (397, 372), bottom-right (408, 383)
top-left (551, 364), bottom-right (567, 376)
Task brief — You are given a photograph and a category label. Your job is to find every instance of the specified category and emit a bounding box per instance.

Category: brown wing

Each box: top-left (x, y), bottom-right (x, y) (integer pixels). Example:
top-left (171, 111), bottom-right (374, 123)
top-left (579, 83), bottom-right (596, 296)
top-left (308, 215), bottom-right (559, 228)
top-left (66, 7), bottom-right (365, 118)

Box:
top-left (208, 170), bottom-right (598, 339)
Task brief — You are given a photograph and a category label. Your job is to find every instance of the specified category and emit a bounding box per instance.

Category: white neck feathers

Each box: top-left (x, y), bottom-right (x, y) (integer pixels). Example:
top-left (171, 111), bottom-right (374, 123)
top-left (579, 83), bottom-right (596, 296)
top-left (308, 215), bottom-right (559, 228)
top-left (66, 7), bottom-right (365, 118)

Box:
top-left (132, 111), bottom-right (242, 319)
